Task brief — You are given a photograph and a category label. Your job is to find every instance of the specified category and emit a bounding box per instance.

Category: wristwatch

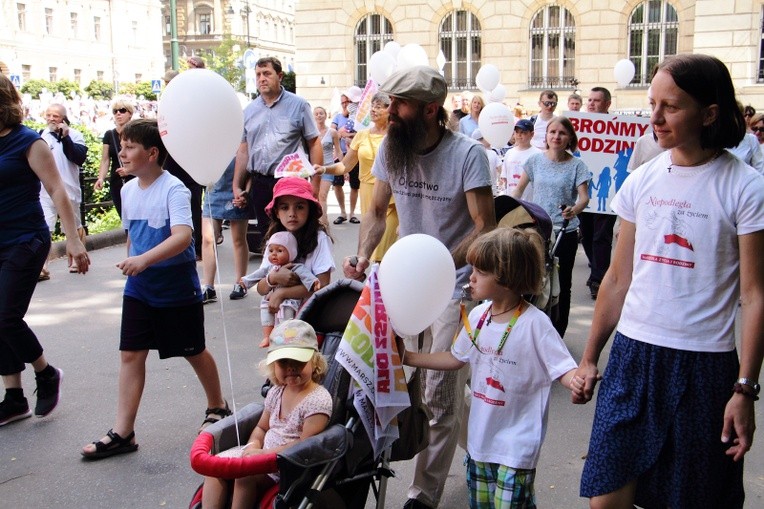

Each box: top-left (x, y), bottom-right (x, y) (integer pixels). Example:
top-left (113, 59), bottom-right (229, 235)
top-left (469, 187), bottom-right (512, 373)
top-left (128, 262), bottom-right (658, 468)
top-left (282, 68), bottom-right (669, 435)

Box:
top-left (736, 377), bottom-right (761, 395)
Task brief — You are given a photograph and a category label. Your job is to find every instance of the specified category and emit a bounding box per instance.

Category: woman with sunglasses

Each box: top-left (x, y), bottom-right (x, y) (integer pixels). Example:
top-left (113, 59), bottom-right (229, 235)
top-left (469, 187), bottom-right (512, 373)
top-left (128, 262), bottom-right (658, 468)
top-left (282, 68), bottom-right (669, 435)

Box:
top-left (95, 100), bottom-right (134, 217)
top-left (749, 113), bottom-right (764, 159)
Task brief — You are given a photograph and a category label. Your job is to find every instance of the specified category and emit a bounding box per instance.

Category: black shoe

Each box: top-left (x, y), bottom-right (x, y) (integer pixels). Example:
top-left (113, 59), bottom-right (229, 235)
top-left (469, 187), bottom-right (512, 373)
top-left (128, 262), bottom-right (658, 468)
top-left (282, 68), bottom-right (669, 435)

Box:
top-left (202, 286), bottom-right (217, 304)
top-left (590, 281), bottom-right (600, 300)
top-left (0, 396), bottom-right (32, 426)
top-left (229, 284), bottom-right (247, 300)
top-left (403, 499), bottom-right (433, 509)
top-left (34, 367), bottom-right (63, 417)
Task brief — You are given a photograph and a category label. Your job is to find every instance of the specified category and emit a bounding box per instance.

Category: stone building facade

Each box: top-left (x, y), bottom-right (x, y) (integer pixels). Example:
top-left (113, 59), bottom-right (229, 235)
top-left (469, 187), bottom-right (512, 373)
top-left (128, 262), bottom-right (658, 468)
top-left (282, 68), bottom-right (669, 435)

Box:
top-left (0, 1), bottom-right (165, 90)
top-left (295, 0), bottom-right (764, 114)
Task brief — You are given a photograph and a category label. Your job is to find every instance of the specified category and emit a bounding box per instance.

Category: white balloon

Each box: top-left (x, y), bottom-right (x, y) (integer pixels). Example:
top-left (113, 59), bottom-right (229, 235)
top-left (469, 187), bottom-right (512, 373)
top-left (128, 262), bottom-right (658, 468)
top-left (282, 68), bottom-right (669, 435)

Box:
top-left (478, 102), bottom-right (514, 148)
top-left (487, 84), bottom-right (507, 103)
top-left (396, 44), bottom-right (429, 70)
top-left (368, 51), bottom-right (397, 84)
top-left (384, 41), bottom-right (401, 59)
top-left (614, 59), bottom-right (636, 87)
top-left (475, 64), bottom-right (500, 93)
top-left (158, 69), bottom-right (244, 186)
top-left (378, 234), bottom-right (456, 336)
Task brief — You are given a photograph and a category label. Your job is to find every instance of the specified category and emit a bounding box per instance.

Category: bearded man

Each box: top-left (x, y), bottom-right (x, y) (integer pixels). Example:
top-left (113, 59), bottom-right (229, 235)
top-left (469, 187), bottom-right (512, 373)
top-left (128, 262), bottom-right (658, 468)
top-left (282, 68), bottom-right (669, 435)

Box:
top-left (343, 66), bottom-right (496, 509)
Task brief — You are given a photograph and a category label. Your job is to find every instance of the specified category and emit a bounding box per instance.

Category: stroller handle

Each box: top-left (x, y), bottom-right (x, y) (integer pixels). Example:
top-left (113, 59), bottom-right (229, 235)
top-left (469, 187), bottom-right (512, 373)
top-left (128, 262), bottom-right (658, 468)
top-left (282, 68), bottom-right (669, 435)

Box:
top-left (190, 432), bottom-right (279, 478)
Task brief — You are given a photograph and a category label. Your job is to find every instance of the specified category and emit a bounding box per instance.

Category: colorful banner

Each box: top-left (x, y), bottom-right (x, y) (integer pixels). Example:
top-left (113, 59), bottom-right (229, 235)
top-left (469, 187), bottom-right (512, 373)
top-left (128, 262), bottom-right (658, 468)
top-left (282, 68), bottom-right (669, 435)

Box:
top-left (566, 111), bottom-right (652, 215)
top-left (335, 264), bottom-right (410, 456)
top-left (352, 79), bottom-right (379, 131)
top-left (274, 150), bottom-right (315, 179)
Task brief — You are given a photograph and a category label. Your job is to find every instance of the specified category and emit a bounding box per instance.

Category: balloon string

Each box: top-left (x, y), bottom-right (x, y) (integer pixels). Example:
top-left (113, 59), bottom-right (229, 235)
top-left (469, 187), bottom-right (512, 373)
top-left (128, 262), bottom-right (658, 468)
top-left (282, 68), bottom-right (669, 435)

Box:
top-left (206, 189), bottom-right (242, 447)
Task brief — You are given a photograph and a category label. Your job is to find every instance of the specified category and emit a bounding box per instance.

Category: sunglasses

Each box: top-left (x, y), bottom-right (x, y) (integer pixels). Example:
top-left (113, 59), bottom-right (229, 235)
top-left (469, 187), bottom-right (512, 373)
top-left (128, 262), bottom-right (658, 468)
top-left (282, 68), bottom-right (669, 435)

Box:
top-left (113, 108), bottom-right (129, 114)
top-left (744, 112), bottom-right (754, 117)
top-left (542, 101), bottom-right (557, 108)
top-left (751, 127), bottom-right (764, 133)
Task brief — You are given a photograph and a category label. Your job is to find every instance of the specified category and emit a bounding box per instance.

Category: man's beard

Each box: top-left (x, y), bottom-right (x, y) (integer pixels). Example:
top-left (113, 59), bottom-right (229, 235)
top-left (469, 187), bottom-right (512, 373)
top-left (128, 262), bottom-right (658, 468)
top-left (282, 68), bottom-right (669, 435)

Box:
top-left (384, 111), bottom-right (428, 179)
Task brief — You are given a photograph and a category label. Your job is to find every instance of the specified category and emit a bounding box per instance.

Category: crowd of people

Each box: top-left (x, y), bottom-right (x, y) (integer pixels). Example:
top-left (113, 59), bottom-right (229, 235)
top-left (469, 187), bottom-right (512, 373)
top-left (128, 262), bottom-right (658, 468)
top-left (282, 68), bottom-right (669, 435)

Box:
top-left (1, 51), bottom-right (762, 509)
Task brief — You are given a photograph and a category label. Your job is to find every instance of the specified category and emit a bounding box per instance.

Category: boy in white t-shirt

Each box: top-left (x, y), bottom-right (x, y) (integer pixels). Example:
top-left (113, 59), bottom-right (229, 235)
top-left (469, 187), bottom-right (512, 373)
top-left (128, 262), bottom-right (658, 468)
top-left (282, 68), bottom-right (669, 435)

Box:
top-left (500, 119), bottom-right (542, 199)
top-left (398, 228), bottom-right (579, 508)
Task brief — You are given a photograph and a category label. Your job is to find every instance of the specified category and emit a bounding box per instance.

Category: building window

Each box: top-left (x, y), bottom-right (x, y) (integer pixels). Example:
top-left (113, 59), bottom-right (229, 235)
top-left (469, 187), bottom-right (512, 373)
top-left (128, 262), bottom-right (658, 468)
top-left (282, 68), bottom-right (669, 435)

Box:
top-left (45, 8), bottom-right (53, 35)
top-left (165, 15), bottom-right (171, 36)
top-left (439, 10), bottom-right (481, 90)
top-left (529, 5), bottom-right (576, 89)
top-left (135, 73), bottom-right (142, 82)
top-left (22, 64), bottom-right (31, 81)
top-left (199, 13), bottom-right (212, 35)
top-left (17, 3), bottom-right (26, 31)
top-left (94, 16), bottom-right (101, 41)
top-left (354, 13), bottom-right (394, 86)
top-left (132, 20), bottom-right (138, 45)
top-left (49, 67), bottom-right (57, 83)
top-left (97, 70), bottom-right (104, 81)
top-left (74, 69), bottom-right (81, 85)
top-left (70, 12), bottom-right (78, 36)
top-left (628, 1), bottom-right (678, 86)
top-left (760, 8), bottom-right (764, 82)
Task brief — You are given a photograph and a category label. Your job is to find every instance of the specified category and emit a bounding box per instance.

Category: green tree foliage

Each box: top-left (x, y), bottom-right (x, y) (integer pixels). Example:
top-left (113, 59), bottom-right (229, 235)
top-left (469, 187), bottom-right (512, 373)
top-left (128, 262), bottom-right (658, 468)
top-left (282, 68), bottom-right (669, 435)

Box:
top-left (84, 80), bottom-right (114, 100)
top-left (55, 79), bottom-right (82, 99)
top-left (20, 79), bottom-right (53, 99)
top-left (282, 71), bottom-right (296, 93)
top-left (209, 36), bottom-right (245, 92)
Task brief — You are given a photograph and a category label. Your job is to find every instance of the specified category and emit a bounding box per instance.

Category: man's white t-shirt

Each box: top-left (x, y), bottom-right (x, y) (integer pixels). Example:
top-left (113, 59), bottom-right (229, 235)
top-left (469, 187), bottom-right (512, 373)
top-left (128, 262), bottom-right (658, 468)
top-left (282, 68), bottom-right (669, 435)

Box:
top-left (613, 151), bottom-right (764, 352)
top-left (531, 115), bottom-right (550, 150)
top-left (451, 302), bottom-right (577, 469)
top-left (501, 146), bottom-right (542, 199)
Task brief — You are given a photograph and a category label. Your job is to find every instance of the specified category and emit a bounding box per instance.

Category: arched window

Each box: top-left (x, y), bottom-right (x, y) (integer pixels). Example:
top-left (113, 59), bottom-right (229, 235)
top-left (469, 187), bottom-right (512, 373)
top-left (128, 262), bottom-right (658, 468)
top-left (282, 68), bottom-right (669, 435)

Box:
top-left (439, 10), bottom-right (481, 90)
top-left (628, 1), bottom-right (678, 85)
top-left (529, 6), bottom-right (575, 89)
top-left (354, 13), bottom-right (394, 86)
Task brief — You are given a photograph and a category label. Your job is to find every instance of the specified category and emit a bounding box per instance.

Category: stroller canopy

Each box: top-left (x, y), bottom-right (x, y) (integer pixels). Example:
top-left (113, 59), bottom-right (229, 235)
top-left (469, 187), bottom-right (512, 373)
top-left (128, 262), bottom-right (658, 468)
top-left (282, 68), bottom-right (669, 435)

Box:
top-left (494, 195), bottom-right (553, 241)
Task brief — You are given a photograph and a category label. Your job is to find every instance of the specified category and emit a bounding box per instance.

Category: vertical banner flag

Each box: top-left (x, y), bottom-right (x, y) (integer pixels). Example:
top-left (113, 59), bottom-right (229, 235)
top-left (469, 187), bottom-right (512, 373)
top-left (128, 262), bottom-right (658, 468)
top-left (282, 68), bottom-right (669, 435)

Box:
top-left (335, 265), bottom-right (410, 456)
top-left (566, 111), bottom-right (651, 215)
top-left (353, 79), bottom-right (379, 131)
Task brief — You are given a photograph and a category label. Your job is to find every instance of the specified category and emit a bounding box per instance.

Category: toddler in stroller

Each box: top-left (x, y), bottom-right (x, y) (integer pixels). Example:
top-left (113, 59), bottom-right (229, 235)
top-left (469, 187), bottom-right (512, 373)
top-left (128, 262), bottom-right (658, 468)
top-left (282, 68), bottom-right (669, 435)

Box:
top-left (200, 319), bottom-right (332, 509)
top-left (190, 279), bottom-right (410, 509)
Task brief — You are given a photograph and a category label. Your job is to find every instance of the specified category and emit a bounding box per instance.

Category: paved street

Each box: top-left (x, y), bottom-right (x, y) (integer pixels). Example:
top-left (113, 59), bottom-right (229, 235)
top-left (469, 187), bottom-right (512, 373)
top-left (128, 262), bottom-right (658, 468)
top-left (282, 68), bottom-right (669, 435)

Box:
top-left (1, 190), bottom-right (762, 508)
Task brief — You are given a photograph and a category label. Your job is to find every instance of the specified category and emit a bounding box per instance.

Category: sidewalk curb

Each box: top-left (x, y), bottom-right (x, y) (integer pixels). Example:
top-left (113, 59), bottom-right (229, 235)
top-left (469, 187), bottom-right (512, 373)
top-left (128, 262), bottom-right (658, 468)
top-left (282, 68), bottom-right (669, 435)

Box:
top-left (48, 228), bottom-right (126, 260)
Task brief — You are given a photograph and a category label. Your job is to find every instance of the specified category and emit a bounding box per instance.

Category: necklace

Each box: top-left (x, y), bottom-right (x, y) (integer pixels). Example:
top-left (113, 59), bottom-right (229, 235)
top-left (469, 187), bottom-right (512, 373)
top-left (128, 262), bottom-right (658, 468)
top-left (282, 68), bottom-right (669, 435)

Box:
top-left (487, 299), bottom-right (523, 324)
top-left (667, 150), bottom-right (722, 173)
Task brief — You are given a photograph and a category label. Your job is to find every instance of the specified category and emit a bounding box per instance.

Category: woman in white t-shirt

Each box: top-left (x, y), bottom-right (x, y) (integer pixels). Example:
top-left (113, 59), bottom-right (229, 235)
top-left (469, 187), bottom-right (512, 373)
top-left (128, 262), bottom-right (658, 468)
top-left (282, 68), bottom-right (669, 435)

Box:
top-left (573, 54), bottom-right (764, 509)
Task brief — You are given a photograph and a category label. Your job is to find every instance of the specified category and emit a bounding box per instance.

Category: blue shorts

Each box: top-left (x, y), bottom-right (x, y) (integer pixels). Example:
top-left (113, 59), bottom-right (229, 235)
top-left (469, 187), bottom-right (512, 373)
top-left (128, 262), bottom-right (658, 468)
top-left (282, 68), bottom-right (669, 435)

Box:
top-left (581, 332), bottom-right (744, 508)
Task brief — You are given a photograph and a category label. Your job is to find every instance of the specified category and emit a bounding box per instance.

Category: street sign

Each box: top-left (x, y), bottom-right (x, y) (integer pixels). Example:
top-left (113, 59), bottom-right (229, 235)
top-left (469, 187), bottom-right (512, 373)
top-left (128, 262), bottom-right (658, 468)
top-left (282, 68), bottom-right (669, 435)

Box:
top-left (243, 49), bottom-right (257, 70)
top-left (10, 74), bottom-right (21, 87)
top-left (151, 79), bottom-right (162, 93)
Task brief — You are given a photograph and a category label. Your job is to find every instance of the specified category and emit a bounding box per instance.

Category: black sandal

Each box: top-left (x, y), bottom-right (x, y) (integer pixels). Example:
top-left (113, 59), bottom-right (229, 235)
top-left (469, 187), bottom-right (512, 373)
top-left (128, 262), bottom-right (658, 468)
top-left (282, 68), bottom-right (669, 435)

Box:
top-left (199, 402), bottom-right (232, 433)
top-left (81, 429), bottom-right (138, 460)
top-left (333, 216), bottom-right (347, 224)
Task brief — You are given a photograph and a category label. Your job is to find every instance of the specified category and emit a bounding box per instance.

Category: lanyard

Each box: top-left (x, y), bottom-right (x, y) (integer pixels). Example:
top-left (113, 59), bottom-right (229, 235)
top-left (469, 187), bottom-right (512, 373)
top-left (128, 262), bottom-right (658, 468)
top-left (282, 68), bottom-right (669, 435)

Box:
top-left (457, 301), bottom-right (526, 355)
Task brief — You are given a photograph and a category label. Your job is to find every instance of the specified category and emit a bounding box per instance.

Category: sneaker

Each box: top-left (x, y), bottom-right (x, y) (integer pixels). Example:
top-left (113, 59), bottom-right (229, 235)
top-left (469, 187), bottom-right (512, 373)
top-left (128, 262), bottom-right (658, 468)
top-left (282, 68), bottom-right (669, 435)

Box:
top-left (202, 286), bottom-right (217, 304)
top-left (403, 499), bottom-right (433, 509)
top-left (229, 283), bottom-right (247, 300)
top-left (0, 397), bottom-right (32, 426)
top-left (34, 367), bottom-right (63, 417)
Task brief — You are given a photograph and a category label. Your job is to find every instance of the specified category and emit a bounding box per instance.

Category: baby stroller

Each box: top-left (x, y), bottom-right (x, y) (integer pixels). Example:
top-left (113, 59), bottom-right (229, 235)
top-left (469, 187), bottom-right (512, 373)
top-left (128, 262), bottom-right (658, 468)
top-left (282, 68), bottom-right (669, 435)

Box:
top-left (189, 279), bottom-right (426, 508)
top-left (494, 195), bottom-right (559, 315)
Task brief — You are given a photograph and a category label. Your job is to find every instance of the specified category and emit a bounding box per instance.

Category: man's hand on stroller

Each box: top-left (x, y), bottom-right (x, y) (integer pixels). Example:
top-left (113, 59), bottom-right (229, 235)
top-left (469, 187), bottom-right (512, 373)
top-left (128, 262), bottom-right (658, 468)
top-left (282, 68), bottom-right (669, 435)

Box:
top-left (343, 255), bottom-right (369, 281)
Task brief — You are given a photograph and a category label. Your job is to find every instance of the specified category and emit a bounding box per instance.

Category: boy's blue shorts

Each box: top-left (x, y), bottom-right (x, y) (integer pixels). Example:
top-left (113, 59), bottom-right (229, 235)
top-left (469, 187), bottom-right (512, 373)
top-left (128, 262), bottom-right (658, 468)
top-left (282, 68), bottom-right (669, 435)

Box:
top-left (120, 296), bottom-right (205, 359)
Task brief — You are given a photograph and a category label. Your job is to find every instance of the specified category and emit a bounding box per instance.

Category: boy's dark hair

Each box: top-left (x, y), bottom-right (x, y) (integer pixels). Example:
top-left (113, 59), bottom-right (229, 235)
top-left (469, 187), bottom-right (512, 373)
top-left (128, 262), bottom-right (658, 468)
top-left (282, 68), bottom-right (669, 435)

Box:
top-left (467, 228), bottom-right (544, 295)
top-left (256, 56), bottom-right (283, 74)
top-left (546, 116), bottom-right (579, 152)
top-left (265, 201), bottom-right (330, 260)
top-left (654, 54), bottom-right (745, 150)
top-left (120, 119), bottom-right (168, 167)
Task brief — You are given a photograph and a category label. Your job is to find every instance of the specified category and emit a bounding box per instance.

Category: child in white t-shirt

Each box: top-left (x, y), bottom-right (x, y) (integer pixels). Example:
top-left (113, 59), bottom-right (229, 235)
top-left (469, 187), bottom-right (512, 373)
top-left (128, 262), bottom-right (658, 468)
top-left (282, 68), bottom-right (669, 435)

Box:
top-left (500, 119), bottom-right (541, 199)
top-left (398, 228), bottom-right (579, 508)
